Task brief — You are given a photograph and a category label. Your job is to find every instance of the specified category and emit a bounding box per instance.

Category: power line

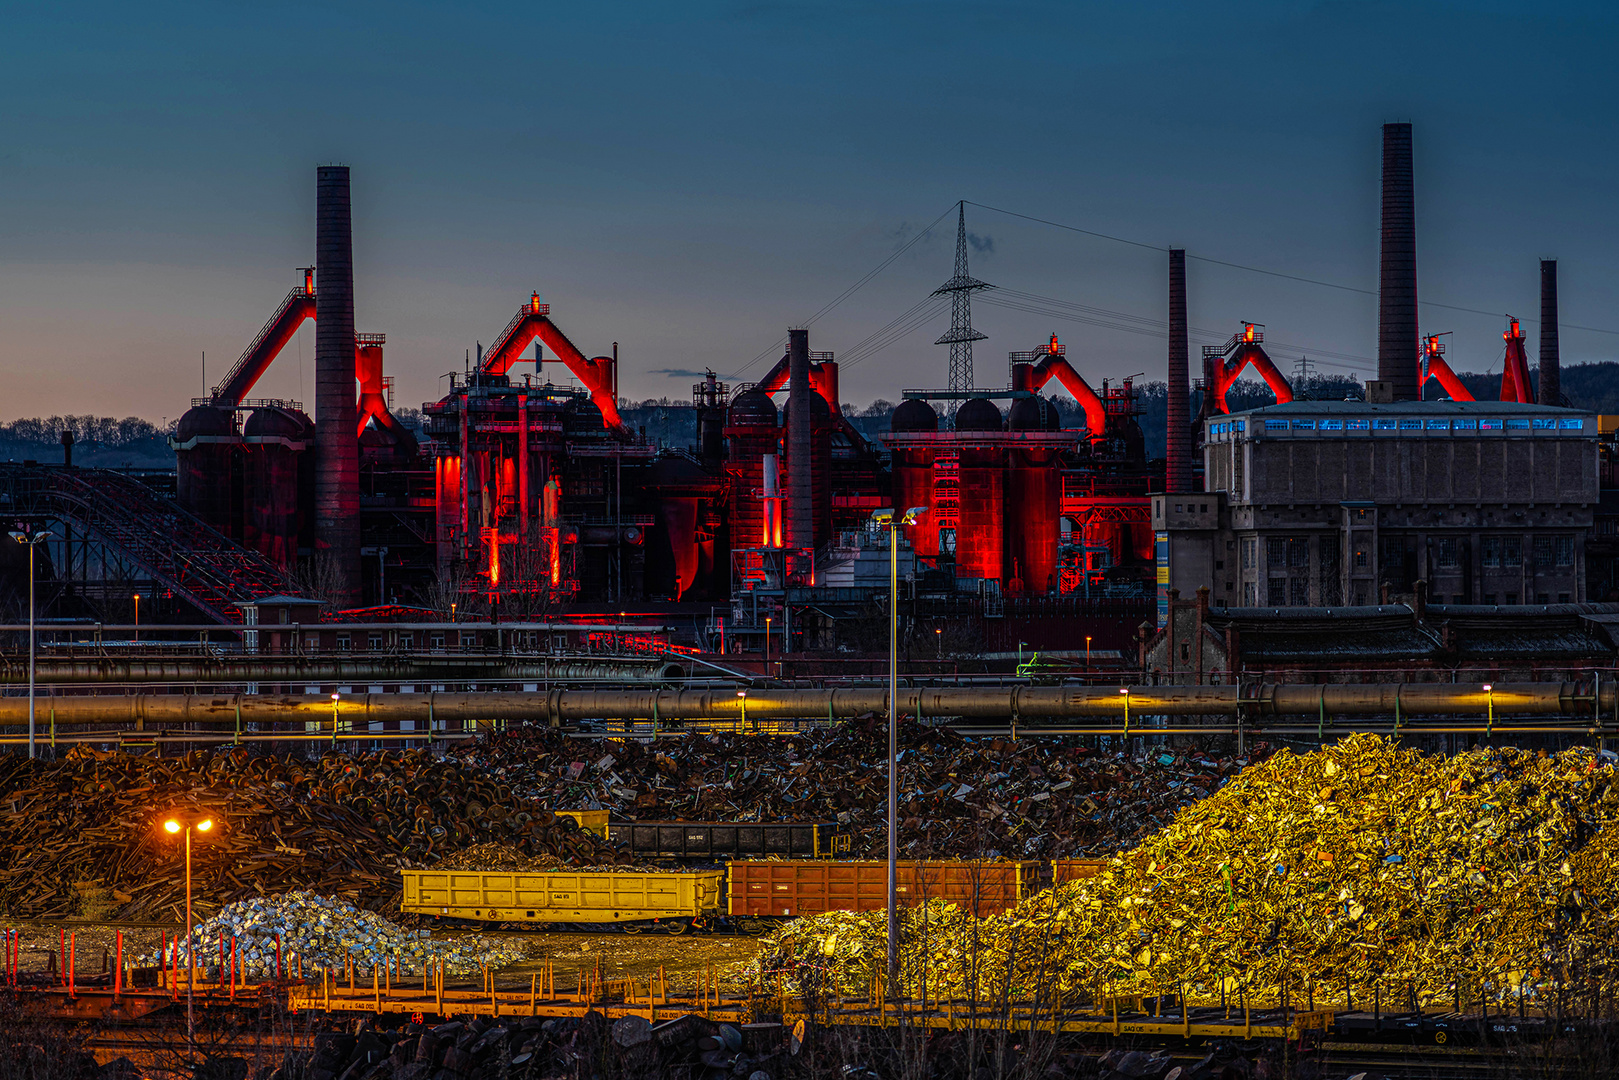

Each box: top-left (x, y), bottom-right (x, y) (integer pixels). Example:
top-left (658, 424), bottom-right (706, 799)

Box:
top-left (966, 200), bottom-right (1619, 338)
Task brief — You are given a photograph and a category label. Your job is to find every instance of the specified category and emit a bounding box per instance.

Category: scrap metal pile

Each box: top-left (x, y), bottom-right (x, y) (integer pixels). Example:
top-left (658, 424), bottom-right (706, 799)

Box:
top-left (0, 747), bottom-right (623, 921)
top-left (457, 725), bottom-right (1259, 859)
top-left (755, 736), bottom-right (1619, 1006)
top-left (148, 891), bottom-right (525, 976)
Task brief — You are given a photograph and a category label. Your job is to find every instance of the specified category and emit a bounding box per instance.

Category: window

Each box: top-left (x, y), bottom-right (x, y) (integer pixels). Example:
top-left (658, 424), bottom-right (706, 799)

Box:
top-left (1506, 592), bottom-right (1519, 605)
top-left (1437, 538), bottom-right (1459, 569)
top-left (1559, 592), bottom-right (1571, 603)
top-left (1534, 536), bottom-right (1554, 569)
top-left (1292, 419), bottom-right (1316, 430)
top-left (368, 634), bottom-right (384, 651)
top-left (1321, 419), bottom-right (1344, 431)
top-left (1503, 537), bottom-right (1521, 565)
top-left (1348, 419), bottom-right (1371, 431)
top-left (306, 634), bottom-right (319, 651)
top-left (1399, 419), bottom-right (1423, 430)
top-left (1175, 504), bottom-right (1183, 513)
top-left (461, 632), bottom-right (477, 649)
top-left (1233, 421), bottom-right (1245, 431)
top-left (1381, 536), bottom-right (1406, 577)
top-left (1320, 535), bottom-right (1341, 606)
top-left (1482, 536), bottom-right (1501, 568)
top-left (1560, 418), bottom-right (1584, 430)
top-left (1243, 582), bottom-right (1257, 605)
top-left (1374, 418), bottom-right (1397, 430)
top-left (1454, 418), bottom-right (1478, 430)
top-left (1267, 537), bottom-right (1285, 568)
top-left (1481, 418), bottom-right (1504, 430)
top-left (1506, 418), bottom-right (1531, 430)
top-left (1215, 560), bottom-right (1224, 570)
top-left (1201, 503), bottom-right (1208, 512)
top-left (1355, 548), bottom-right (1368, 568)
top-left (430, 633), bottom-right (446, 651)
top-left (1556, 536), bottom-right (1575, 566)
top-left (1427, 418), bottom-right (1451, 431)
top-left (1290, 578), bottom-right (1310, 606)
top-left (1242, 539), bottom-right (1257, 570)
top-left (1452, 595), bottom-right (1465, 604)
top-left (336, 634), bottom-right (350, 651)
top-left (1484, 594), bottom-right (1496, 605)
top-left (1267, 579), bottom-right (1286, 606)
top-left (1536, 592), bottom-right (1550, 604)
top-left (1354, 591), bottom-right (1366, 605)
top-left (1265, 420), bottom-right (1290, 432)
top-left (1533, 418), bottom-right (1555, 430)
top-left (1227, 540), bottom-right (1235, 550)
top-left (400, 633), bottom-right (414, 650)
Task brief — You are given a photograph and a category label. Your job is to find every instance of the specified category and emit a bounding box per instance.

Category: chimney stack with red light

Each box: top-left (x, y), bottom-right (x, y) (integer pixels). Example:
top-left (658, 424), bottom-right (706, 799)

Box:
top-left (1377, 123), bottom-right (1420, 402)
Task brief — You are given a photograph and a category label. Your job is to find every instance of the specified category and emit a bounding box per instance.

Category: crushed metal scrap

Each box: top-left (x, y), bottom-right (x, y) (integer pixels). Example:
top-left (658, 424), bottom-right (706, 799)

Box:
top-left (454, 725), bottom-right (1262, 860)
top-left (754, 735), bottom-right (1619, 1006)
top-left (0, 746), bottom-right (623, 921)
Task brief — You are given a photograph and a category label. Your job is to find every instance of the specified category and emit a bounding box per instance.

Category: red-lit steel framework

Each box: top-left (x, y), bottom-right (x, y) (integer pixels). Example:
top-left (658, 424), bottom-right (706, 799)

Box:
top-left (1418, 333), bottom-right (1473, 401)
top-left (1011, 334), bottom-right (1107, 441)
top-left (1201, 323), bottom-right (1293, 414)
top-left (1498, 317), bottom-right (1535, 404)
top-left (477, 294), bottom-right (626, 433)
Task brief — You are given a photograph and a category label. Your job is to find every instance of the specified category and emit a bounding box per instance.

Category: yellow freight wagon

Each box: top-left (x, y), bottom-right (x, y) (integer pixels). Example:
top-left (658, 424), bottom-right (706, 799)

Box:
top-left (555, 809), bottom-right (610, 839)
top-left (399, 868), bottom-right (723, 928)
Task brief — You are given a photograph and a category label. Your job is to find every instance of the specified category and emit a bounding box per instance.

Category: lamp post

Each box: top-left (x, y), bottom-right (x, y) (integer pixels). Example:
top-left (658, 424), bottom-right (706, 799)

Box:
top-left (1086, 635), bottom-right (1092, 672)
top-left (1483, 683), bottom-right (1494, 740)
top-left (133, 592), bottom-right (140, 641)
top-left (764, 616), bottom-right (772, 675)
top-left (872, 505), bottom-right (926, 987)
top-left (163, 813), bottom-right (214, 1051)
top-left (8, 528), bottom-right (52, 759)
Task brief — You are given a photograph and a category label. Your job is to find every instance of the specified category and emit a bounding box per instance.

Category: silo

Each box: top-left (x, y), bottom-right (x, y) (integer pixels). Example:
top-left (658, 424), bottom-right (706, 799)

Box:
top-left (1005, 394), bottom-right (1061, 594)
top-left (953, 397), bottom-right (1005, 582)
top-left (243, 406), bottom-right (311, 569)
top-left (889, 398), bottom-right (939, 558)
top-left (725, 389), bottom-right (779, 549)
top-left (174, 404), bottom-right (239, 537)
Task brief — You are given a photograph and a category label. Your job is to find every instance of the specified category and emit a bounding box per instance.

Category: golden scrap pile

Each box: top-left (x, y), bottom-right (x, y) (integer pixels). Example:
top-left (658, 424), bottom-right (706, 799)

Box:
top-left (754, 735), bottom-right (1619, 1007)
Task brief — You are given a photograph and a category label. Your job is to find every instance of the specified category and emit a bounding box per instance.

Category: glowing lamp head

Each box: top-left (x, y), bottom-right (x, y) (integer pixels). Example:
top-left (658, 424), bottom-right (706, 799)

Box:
top-left (196, 819), bottom-right (213, 833)
top-left (1243, 324), bottom-right (1255, 342)
top-left (331, 693), bottom-right (340, 702)
top-left (1119, 687), bottom-right (1130, 695)
top-left (1048, 332), bottom-right (1060, 355)
top-left (1483, 683), bottom-right (1493, 693)
top-left (531, 292), bottom-right (543, 314)
top-left (164, 819), bottom-right (181, 834)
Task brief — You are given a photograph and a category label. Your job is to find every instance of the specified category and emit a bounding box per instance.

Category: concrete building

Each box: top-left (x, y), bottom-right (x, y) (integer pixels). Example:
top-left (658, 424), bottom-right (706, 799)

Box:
top-left (1157, 399), bottom-right (1598, 610)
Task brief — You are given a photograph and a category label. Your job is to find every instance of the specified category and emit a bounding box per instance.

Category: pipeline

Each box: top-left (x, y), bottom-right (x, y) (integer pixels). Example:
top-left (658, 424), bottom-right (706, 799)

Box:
top-left (0, 658), bottom-right (687, 686)
top-left (0, 682), bottom-right (1603, 728)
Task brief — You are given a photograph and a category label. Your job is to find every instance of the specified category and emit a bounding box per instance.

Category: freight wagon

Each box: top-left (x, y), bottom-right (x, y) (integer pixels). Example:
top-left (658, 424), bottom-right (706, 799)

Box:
top-left (400, 868), bottom-right (724, 932)
top-left (604, 820), bottom-right (848, 860)
top-left (403, 858), bottom-right (1043, 931)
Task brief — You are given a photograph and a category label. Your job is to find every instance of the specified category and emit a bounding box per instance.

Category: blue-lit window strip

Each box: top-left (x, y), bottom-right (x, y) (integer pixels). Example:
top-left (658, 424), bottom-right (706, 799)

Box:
top-left (1219, 415), bottom-right (1589, 437)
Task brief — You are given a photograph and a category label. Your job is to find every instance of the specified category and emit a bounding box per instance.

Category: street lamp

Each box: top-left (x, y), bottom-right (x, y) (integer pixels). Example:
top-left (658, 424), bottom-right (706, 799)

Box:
top-left (162, 813), bottom-right (214, 1048)
top-left (1483, 683), bottom-right (1494, 739)
top-left (8, 528), bottom-right (52, 759)
top-left (764, 616), bottom-right (772, 675)
top-left (1086, 636), bottom-right (1092, 671)
top-left (871, 505), bottom-right (926, 987)
top-left (133, 593), bottom-right (140, 642)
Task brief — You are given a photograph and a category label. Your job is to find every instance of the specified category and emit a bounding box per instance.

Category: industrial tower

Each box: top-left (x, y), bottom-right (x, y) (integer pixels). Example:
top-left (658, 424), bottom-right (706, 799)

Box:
top-left (933, 202), bottom-right (991, 411)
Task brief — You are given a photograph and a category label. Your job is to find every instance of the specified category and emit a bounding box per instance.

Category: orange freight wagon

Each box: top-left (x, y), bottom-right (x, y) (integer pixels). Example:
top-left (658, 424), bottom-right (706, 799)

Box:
top-left (1051, 858), bottom-right (1108, 885)
top-left (728, 859), bottom-right (1041, 919)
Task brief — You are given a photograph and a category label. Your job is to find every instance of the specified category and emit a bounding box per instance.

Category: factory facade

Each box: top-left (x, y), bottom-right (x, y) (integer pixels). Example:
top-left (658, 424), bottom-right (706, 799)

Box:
top-left (1157, 400), bottom-right (1598, 609)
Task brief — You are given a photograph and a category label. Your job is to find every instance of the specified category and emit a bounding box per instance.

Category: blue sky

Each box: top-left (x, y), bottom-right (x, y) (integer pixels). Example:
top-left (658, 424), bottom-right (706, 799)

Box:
top-left (3, 2), bottom-right (1617, 421)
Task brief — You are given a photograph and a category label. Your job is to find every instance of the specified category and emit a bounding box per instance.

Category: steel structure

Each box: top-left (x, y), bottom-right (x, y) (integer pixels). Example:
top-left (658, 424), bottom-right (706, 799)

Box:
top-left (933, 203), bottom-right (991, 407)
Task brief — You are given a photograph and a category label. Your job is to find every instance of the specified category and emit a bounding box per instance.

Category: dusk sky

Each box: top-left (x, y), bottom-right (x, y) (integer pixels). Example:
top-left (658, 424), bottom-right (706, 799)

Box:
top-left (4, 2), bottom-right (1618, 423)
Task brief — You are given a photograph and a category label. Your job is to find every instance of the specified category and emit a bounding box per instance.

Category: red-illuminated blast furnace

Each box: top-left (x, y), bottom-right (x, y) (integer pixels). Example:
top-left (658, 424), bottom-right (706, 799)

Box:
top-left (889, 398), bottom-right (939, 558)
top-left (725, 389), bottom-right (780, 549)
top-left (173, 404), bottom-right (239, 538)
top-left (953, 397), bottom-right (1006, 581)
top-left (1005, 393), bottom-right (1062, 594)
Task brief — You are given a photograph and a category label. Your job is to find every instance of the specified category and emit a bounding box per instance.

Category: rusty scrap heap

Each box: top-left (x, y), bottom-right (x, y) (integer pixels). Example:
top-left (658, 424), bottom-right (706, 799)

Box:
top-left (455, 725), bottom-right (1263, 859)
top-left (0, 746), bottom-right (622, 921)
top-left (756, 736), bottom-right (1619, 1005)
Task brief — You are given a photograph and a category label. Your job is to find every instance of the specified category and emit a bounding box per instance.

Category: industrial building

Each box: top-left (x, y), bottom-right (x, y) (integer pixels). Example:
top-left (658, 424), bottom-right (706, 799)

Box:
top-left (1153, 122), bottom-right (1602, 627)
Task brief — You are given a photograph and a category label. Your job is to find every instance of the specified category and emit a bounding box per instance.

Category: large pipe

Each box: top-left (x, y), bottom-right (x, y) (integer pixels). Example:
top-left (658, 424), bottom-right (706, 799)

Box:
top-left (315, 165), bottom-right (360, 604)
top-left (1377, 123), bottom-right (1419, 402)
top-left (786, 327), bottom-right (812, 551)
top-left (0, 682), bottom-right (1600, 727)
top-left (0, 658), bottom-right (686, 686)
top-left (1166, 249), bottom-right (1191, 493)
top-left (1540, 259), bottom-right (1561, 406)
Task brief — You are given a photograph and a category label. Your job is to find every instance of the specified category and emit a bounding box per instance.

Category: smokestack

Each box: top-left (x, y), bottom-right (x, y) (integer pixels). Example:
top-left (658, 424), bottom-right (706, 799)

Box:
top-left (315, 165), bottom-right (360, 604)
top-left (1540, 259), bottom-right (1561, 406)
top-left (1377, 122), bottom-right (1419, 401)
top-left (786, 327), bottom-right (812, 551)
top-left (1166, 249), bottom-right (1191, 493)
